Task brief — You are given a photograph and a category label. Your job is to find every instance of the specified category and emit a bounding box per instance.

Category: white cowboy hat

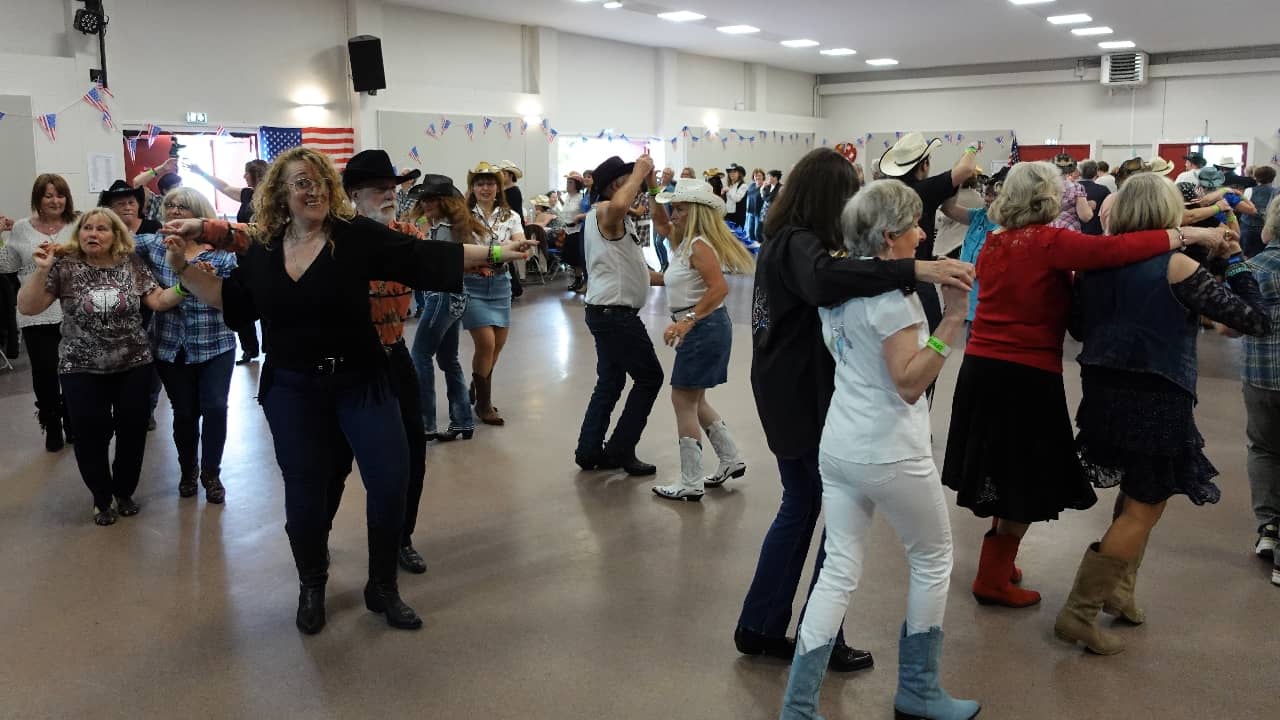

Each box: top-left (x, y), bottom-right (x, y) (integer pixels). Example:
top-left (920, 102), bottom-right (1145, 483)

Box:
top-left (1215, 157), bottom-right (1237, 170)
top-left (655, 178), bottom-right (726, 215)
top-left (878, 132), bottom-right (943, 177)
top-left (497, 160), bottom-right (524, 178)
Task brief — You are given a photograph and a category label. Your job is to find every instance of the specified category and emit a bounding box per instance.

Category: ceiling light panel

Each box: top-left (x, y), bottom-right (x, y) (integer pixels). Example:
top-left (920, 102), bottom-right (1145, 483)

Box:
top-left (866, 58), bottom-right (899, 66)
top-left (657, 10), bottom-right (705, 22)
top-left (780, 39), bottom-right (819, 48)
top-left (717, 25), bottom-right (760, 34)
top-left (1071, 26), bottom-right (1114, 35)
top-left (1098, 40), bottom-right (1136, 49)
top-left (1047, 14), bottom-right (1092, 24)
top-left (819, 48), bottom-right (857, 56)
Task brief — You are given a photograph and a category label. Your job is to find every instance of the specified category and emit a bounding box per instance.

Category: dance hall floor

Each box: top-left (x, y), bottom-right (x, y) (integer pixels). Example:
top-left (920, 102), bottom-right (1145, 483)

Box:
top-left (0, 276), bottom-right (1273, 719)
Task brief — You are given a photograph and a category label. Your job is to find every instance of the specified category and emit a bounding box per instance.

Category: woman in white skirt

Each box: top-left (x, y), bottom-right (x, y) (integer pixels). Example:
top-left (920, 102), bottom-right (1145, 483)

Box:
top-left (463, 162), bottom-right (527, 426)
top-left (779, 180), bottom-right (979, 720)
top-left (650, 179), bottom-right (755, 501)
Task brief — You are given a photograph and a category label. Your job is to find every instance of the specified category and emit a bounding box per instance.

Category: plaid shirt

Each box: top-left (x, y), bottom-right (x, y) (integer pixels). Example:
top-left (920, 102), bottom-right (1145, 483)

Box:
top-left (1245, 242), bottom-right (1280, 390)
top-left (397, 190), bottom-right (416, 222)
top-left (143, 190), bottom-right (165, 224)
top-left (135, 233), bottom-right (239, 363)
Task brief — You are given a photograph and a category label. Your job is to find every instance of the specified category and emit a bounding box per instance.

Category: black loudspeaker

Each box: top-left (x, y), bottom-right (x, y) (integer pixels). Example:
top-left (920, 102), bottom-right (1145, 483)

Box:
top-left (348, 35), bottom-right (386, 95)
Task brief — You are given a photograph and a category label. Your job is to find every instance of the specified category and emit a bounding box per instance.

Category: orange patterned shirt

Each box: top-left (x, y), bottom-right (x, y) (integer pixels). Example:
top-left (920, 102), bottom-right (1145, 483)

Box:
top-left (370, 219), bottom-right (422, 345)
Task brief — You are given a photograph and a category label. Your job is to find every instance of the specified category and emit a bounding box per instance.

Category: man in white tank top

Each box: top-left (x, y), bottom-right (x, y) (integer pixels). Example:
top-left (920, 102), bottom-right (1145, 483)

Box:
top-left (575, 154), bottom-right (671, 476)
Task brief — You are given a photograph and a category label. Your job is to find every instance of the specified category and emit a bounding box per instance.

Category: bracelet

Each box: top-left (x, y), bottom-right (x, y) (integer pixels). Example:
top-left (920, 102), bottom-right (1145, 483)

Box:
top-left (964, 146), bottom-right (978, 155)
top-left (648, 187), bottom-right (661, 197)
top-left (1227, 253), bottom-right (1245, 265)
top-left (151, 167), bottom-right (160, 177)
top-left (489, 245), bottom-right (503, 264)
top-left (926, 336), bottom-right (952, 358)
top-left (1175, 229), bottom-right (1187, 250)
top-left (172, 281), bottom-right (188, 298)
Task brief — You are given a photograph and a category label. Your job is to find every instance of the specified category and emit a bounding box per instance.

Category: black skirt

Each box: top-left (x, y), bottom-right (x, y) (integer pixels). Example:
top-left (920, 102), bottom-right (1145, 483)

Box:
top-left (942, 354), bottom-right (1097, 523)
top-left (1075, 366), bottom-right (1220, 506)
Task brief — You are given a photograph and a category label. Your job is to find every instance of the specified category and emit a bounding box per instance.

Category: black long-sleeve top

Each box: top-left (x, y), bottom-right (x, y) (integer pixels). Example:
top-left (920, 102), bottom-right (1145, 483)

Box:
top-left (750, 224), bottom-right (917, 458)
top-left (203, 216), bottom-right (463, 375)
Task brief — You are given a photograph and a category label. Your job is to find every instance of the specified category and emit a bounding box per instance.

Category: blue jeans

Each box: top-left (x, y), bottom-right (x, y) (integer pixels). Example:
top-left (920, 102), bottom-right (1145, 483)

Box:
top-left (411, 291), bottom-right (472, 432)
top-left (746, 212), bottom-right (761, 244)
top-left (156, 348), bottom-right (235, 474)
top-left (738, 450), bottom-right (846, 645)
top-left (412, 290), bottom-right (427, 314)
top-left (576, 305), bottom-right (664, 458)
top-left (654, 235), bottom-right (670, 270)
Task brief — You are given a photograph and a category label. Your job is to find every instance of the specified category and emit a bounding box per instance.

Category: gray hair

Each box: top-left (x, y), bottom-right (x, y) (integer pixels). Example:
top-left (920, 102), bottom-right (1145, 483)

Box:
top-left (1080, 160), bottom-right (1099, 180)
top-left (1265, 186), bottom-right (1280, 242)
top-left (840, 179), bottom-right (923, 257)
top-left (162, 187), bottom-right (215, 220)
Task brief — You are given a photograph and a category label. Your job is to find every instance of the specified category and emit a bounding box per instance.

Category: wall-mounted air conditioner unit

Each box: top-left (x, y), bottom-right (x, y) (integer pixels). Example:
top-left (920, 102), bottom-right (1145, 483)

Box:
top-left (1101, 52), bottom-right (1149, 87)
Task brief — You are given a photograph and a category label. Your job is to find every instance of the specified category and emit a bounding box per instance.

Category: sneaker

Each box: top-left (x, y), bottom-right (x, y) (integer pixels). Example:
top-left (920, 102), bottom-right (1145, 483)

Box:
top-left (1257, 524), bottom-right (1279, 559)
top-left (1273, 567), bottom-right (1280, 587)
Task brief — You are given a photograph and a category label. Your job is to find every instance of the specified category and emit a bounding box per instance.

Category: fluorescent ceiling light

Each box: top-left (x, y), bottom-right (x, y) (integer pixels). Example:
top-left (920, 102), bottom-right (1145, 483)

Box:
top-left (819, 48), bottom-right (857, 56)
top-left (603, 1), bottom-right (622, 6)
top-left (657, 10), bottom-right (705, 22)
top-left (780, 39), bottom-right (819, 48)
top-left (1071, 26), bottom-right (1113, 35)
top-left (866, 58), bottom-right (899, 66)
top-left (1098, 40), bottom-right (1136, 49)
top-left (1009, 0), bottom-right (1054, 4)
top-left (717, 25), bottom-right (760, 34)
top-left (1047, 13), bottom-right (1092, 24)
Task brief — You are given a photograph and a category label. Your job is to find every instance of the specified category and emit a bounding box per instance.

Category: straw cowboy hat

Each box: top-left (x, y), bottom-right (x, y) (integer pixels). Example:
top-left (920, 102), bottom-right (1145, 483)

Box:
top-left (654, 178), bottom-right (727, 215)
top-left (1146, 157), bottom-right (1175, 175)
top-left (878, 132), bottom-right (944, 177)
top-left (466, 161), bottom-right (504, 187)
top-left (530, 194), bottom-right (552, 208)
top-left (702, 167), bottom-right (724, 179)
top-left (497, 160), bottom-right (524, 179)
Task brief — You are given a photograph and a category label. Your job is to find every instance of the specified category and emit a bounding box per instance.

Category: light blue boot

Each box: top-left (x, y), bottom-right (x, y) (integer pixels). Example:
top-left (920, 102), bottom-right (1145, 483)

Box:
top-left (779, 638), bottom-right (835, 720)
top-left (893, 624), bottom-right (981, 720)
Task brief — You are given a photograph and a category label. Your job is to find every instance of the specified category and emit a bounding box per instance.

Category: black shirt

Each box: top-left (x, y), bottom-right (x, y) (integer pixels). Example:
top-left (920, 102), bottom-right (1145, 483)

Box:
top-left (750, 224), bottom-right (916, 458)
top-left (220, 216), bottom-right (463, 376)
top-left (504, 186), bottom-right (524, 219)
top-left (138, 218), bottom-right (162, 235)
top-left (897, 171), bottom-right (958, 259)
top-left (236, 187), bottom-right (256, 223)
top-left (1078, 180), bottom-right (1110, 235)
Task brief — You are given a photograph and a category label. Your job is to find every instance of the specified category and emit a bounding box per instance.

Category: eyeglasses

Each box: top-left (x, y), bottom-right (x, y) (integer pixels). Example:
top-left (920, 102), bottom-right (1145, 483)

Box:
top-left (286, 178), bottom-right (328, 193)
top-left (163, 202), bottom-right (192, 212)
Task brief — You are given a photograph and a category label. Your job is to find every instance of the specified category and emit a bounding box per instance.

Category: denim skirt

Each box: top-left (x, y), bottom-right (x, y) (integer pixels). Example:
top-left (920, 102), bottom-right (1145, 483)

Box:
top-left (671, 306), bottom-right (732, 389)
top-left (462, 273), bottom-right (512, 329)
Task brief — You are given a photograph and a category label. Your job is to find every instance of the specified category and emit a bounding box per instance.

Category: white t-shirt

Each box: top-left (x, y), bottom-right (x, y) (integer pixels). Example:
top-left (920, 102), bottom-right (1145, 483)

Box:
top-left (1095, 174), bottom-right (1117, 192)
top-left (1175, 170), bottom-right (1200, 186)
top-left (664, 236), bottom-right (721, 313)
top-left (818, 290), bottom-right (931, 464)
top-left (584, 207), bottom-right (650, 309)
top-left (0, 218), bottom-right (68, 328)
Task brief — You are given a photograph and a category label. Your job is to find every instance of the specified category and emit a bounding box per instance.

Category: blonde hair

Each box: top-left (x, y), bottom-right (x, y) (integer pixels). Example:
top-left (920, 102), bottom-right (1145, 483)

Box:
top-left (1107, 173), bottom-right (1183, 235)
top-left (61, 208), bottom-right (135, 261)
top-left (162, 187), bottom-right (215, 221)
top-left (671, 203), bottom-right (754, 274)
top-left (841, 180), bottom-right (923, 257)
top-left (251, 147), bottom-right (355, 245)
top-left (989, 161), bottom-right (1063, 229)
top-left (1265, 187), bottom-right (1280, 242)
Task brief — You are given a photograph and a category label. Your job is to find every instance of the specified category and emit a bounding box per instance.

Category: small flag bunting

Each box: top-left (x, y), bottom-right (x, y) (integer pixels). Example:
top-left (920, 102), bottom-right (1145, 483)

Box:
top-left (503, 121), bottom-right (513, 139)
top-left (482, 117), bottom-right (493, 134)
top-left (37, 113), bottom-right (57, 142)
top-left (409, 146), bottom-right (421, 164)
top-left (520, 119), bottom-right (528, 135)
top-left (440, 117), bottom-right (452, 136)
top-left (548, 129), bottom-right (558, 143)
top-left (126, 136), bottom-right (137, 161)
top-left (464, 122), bottom-right (474, 140)
top-left (425, 123), bottom-right (438, 139)
top-left (145, 123), bottom-right (160, 148)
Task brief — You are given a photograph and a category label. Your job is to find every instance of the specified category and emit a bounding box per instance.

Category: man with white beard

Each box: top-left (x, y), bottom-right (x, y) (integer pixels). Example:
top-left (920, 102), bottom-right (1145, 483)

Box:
top-left (338, 149), bottom-right (431, 576)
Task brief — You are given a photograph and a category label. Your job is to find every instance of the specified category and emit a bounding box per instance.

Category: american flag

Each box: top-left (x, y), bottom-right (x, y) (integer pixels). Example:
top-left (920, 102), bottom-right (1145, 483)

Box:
top-left (37, 113), bottom-right (56, 141)
top-left (145, 123), bottom-right (160, 147)
top-left (409, 146), bottom-right (421, 164)
top-left (95, 80), bottom-right (114, 99)
top-left (82, 86), bottom-right (110, 114)
top-left (214, 125), bottom-right (227, 137)
top-left (1008, 136), bottom-right (1021, 166)
top-left (126, 136), bottom-right (138, 161)
top-left (258, 126), bottom-right (356, 169)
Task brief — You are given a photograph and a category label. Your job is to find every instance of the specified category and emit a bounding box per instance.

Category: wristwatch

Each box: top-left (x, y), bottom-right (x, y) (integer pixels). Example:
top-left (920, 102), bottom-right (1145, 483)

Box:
top-left (681, 311), bottom-right (698, 324)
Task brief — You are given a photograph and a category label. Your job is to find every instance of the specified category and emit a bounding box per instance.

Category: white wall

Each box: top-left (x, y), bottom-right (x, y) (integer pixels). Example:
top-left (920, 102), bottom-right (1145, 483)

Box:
top-left (676, 53), bottom-right (748, 111)
top-left (556, 33), bottom-right (657, 136)
top-left (766, 67), bottom-right (815, 116)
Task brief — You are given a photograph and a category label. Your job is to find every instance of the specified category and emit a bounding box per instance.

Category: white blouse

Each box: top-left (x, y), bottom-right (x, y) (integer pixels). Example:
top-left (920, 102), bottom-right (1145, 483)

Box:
top-left (471, 205), bottom-right (523, 248)
top-left (0, 218), bottom-right (69, 328)
top-left (664, 236), bottom-right (720, 313)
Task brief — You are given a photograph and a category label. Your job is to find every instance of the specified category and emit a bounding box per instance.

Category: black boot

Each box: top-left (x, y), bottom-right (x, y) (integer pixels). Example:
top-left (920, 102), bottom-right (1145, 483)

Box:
top-left (178, 467), bottom-right (199, 498)
top-left (37, 402), bottom-right (64, 452)
top-left (288, 529), bottom-right (329, 635)
top-left (200, 469), bottom-right (226, 504)
top-left (365, 527), bottom-right (423, 630)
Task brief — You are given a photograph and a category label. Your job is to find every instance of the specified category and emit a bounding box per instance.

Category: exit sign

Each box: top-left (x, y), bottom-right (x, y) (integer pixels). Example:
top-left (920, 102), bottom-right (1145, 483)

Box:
top-left (185, 112), bottom-right (208, 125)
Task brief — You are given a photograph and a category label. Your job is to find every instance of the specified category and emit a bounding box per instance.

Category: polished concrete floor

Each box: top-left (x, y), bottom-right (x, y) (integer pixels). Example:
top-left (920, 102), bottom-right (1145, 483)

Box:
top-left (0, 276), bottom-right (1275, 720)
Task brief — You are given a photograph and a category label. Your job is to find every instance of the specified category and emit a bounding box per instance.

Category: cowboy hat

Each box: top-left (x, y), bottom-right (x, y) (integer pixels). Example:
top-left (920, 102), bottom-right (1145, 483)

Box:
top-left (97, 179), bottom-right (145, 208)
top-left (408, 173), bottom-right (462, 201)
top-left (1215, 156), bottom-right (1238, 170)
top-left (655, 178), bottom-right (726, 215)
top-left (342, 149), bottom-right (419, 189)
top-left (1053, 153), bottom-right (1078, 173)
top-left (497, 160), bottom-right (524, 179)
top-left (530, 194), bottom-right (551, 208)
top-left (589, 156), bottom-right (636, 202)
top-left (1146, 157), bottom-right (1175, 175)
top-left (878, 133), bottom-right (944, 178)
top-left (466, 161), bottom-right (504, 188)
top-left (702, 167), bottom-right (723, 179)
top-left (1183, 151), bottom-right (1207, 166)
top-left (1197, 166), bottom-right (1226, 189)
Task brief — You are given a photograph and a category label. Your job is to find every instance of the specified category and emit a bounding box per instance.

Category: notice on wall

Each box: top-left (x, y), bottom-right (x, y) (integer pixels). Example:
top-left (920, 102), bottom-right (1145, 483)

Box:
top-left (87, 153), bottom-right (120, 193)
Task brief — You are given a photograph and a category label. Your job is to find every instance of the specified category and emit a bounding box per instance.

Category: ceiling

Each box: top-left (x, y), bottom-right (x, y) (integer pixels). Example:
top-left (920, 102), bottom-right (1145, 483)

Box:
top-left (397, 0), bottom-right (1277, 75)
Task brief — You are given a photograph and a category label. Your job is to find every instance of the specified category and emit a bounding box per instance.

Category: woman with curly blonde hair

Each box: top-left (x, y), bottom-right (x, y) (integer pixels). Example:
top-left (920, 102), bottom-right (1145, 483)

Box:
top-left (17, 208), bottom-right (183, 525)
top-left (159, 147), bottom-right (534, 634)
top-left (941, 161), bottom-right (1230, 610)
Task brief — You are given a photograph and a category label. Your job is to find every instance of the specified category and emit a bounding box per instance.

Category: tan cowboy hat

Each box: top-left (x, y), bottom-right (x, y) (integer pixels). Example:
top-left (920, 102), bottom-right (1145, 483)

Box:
top-left (530, 194), bottom-right (551, 208)
top-left (1216, 156), bottom-right (1238, 170)
top-left (702, 167), bottom-right (723, 179)
top-left (655, 178), bottom-right (727, 215)
top-left (466, 161), bottom-right (503, 187)
top-left (878, 132), bottom-right (943, 177)
top-left (1146, 157), bottom-right (1175, 175)
top-left (497, 160), bottom-right (524, 179)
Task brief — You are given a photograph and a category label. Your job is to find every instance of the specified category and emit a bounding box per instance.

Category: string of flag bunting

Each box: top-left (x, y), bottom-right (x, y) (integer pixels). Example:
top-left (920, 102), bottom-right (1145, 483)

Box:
top-left (0, 81), bottom-right (119, 142)
top-left (412, 116), bottom-right (829, 152)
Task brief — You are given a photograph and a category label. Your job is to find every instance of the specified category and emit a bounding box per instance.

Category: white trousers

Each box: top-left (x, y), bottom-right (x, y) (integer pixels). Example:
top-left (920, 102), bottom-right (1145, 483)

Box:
top-left (797, 454), bottom-right (954, 654)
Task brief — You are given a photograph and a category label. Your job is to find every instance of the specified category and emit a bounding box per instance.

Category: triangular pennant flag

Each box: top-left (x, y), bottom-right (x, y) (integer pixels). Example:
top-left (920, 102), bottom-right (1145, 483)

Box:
top-left (670, 137), bottom-right (678, 150)
top-left (439, 117), bottom-right (452, 136)
top-left (82, 86), bottom-right (110, 114)
top-left (100, 112), bottom-right (115, 130)
top-left (425, 123), bottom-right (438, 139)
top-left (37, 113), bottom-right (57, 142)
top-left (145, 123), bottom-right (160, 147)
top-left (596, 129), bottom-right (606, 140)
top-left (759, 130), bottom-right (768, 142)
top-left (548, 129), bottom-right (558, 143)
top-left (126, 136), bottom-right (138, 161)
top-left (0, 111), bottom-right (7, 122)
top-left (540, 118), bottom-right (550, 134)
top-left (520, 119), bottom-right (528, 135)
top-left (464, 122), bottom-right (475, 140)
top-left (503, 121), bottom-right (513, 139)
top-left (214, 125), bottom-right (228, 137)
top-left (409, 146), bottom-right (421, 164)
top-left (482, 117), bottom-right (493, 134)
top-left (681, 125), bottom-right (690, 137)
top-left (721, 136), bottom-right (728, 149)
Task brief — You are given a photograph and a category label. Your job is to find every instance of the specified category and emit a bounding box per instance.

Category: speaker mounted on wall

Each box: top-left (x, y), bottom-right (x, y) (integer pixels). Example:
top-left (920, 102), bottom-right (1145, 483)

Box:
top-left (348, 35), bottom-right (386, 95)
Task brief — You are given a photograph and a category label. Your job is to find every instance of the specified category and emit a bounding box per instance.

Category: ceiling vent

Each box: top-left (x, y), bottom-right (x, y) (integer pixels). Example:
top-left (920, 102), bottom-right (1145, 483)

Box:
top-left (1101, 52), bottom-right (1149, 86)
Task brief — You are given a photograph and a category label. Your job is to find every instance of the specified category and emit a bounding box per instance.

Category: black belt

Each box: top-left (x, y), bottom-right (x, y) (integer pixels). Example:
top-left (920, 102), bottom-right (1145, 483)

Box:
top-left (382, 338), bottom-right (406, 354)
top-left (586, 304), bottom-right (640, 315)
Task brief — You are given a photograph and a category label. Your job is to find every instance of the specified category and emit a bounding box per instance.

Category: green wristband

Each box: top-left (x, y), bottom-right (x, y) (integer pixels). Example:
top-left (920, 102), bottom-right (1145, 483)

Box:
top-left (490, 245), bottom-right (502, 264)
top-left (173, 281), bottom-right (188, 298)
top-left (926, 336), bottom-right (951, 358)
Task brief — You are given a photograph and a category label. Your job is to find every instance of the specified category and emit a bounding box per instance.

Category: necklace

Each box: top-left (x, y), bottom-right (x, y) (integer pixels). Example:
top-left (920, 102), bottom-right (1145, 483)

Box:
top-left (32, 215), bottom-right (63, 237)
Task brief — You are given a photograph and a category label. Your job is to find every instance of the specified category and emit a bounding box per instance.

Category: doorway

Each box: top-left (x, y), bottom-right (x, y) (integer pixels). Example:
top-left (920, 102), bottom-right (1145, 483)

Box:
top-left (123, 132), bottom-right (259, 220)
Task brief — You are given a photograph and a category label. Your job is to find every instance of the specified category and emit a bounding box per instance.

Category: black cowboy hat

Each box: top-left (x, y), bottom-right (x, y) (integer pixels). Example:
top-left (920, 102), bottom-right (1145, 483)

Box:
top-left (408, 173), bottom-right (462, 201)
top-left (342, 149), bottom-right (419, 189)
top-left (98, 179), bottom-right (145, 208)
top-left (589, 156), bottom-right (636, 203)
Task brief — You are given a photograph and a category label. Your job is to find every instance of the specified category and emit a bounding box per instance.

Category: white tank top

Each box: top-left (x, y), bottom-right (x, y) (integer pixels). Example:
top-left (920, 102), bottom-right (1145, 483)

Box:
top-left (664, 236), bottom-right (721, 313)
top-left (584, 207), bottom-right (650, 308)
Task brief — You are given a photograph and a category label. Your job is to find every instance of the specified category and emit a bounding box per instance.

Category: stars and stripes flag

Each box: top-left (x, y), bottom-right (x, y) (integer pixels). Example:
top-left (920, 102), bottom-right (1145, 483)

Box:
top-left (258, 127), bottom-right (356, 170)
top-left (439, 117), bottom-right (452, 136)
top-left (95, 80), bottom-right (114, 99)
top-left (37, 114), bottom-right (56, 141)
top-left (519, 119), bottom-right (528, 135)
top-left (502, 121), bottom-right (512, 139)
top-left (409, 146), bottom-right (421, 164)
top-left (464, 122), bottom-right (474, 140)
top-left (425, 123), bottom-right (438, 139)
top-left (144, 123), bottom-right (160, 147)
top-left (214, 125), bottom-right (227, 137)
top-left (126, 136), bottom-right (138, 161)
top-left (482, 117), bottom-right (493, 134)
top-left (82, 86), bottom-right (110, 114)
top-left (1008, 135), bottom-right (1021, 166)
top-left (547, 128), bottom-right (558, 143)
top-left (0, 111), bottom-right (6, 122)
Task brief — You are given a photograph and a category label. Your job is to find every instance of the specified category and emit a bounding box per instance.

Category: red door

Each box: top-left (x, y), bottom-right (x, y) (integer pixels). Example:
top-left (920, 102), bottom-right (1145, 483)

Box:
top-left (1155, 143), bottom-right (1191, 180)
top-left (1017, 144), bottom-right (1092, 163)
top-left (123, 133), bottom-right (176, 195)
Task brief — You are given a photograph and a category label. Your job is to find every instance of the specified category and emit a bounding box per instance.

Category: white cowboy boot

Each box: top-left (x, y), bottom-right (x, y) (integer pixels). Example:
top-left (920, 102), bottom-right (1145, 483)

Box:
top-left (704, 420), bottom-right (746, 488)
top-left (652, 437), bottom-right (705, 502)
